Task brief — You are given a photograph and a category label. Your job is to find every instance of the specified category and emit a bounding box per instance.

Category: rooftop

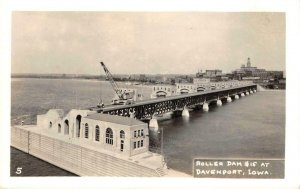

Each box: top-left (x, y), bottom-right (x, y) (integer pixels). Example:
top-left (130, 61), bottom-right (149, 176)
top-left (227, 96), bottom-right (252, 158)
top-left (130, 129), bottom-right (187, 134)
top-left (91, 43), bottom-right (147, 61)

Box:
top-left (84, 113), bottom-right (145, 126)
top-left (46, 109), bottom-right (65, 119)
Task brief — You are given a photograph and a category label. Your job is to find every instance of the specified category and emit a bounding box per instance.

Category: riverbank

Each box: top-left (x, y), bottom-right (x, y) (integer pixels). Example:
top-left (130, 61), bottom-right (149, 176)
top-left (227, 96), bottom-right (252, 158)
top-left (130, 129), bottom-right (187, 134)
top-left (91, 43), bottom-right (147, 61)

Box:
top-left (256, 84), bottom-right (285, 92)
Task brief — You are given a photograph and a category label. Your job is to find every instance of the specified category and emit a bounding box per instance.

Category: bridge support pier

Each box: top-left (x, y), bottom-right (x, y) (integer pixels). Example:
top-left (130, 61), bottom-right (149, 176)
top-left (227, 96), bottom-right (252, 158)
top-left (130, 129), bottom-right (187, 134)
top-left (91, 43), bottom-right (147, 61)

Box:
top-left (182, 106), bottom-right (190, 117)
top-left (253, 89), bottom-right (257, 93)
top-left (235, 94), bottom-right (239, 99)
top-left (250, 90), bottom-right (253, 94)
top-left (246, 91), bottom-right (249, 95)
top-left (241, 93), bottom-right (245, 97)
top-left (203, 102), bottom-right (209, 112)
top-left (129, 111), bottom-right (135, 119)
top-left (149, 118), bottom-right (159, 130)
top-left (217, 98), bottom-right (222, 106)
top-left (227, 96), bottom-right (232, 103)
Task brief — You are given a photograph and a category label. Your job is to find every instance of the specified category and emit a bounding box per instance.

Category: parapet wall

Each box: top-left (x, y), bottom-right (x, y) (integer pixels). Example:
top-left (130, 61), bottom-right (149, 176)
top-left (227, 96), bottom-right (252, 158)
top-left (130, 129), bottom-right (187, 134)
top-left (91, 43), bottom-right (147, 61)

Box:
top-left (11, 126), bottom-right (162, 177)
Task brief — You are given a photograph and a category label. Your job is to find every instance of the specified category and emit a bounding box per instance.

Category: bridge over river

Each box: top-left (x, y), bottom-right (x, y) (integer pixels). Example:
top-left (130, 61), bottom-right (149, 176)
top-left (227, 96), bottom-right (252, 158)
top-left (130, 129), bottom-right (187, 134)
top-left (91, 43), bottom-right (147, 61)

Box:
top-left (89, 84), bottom-right (257, 127)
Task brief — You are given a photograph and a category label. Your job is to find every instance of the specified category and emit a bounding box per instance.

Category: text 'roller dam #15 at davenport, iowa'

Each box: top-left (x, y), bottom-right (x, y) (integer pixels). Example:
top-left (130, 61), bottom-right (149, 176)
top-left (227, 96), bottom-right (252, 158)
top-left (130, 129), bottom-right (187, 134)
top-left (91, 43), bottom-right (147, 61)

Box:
top-left (11, 61), bottom-right (259, 177)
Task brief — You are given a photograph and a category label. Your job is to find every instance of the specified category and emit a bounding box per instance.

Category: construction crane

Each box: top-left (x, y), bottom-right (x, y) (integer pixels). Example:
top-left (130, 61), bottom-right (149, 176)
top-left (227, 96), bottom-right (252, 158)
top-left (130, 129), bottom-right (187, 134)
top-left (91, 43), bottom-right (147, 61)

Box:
top-left (99, 62), bottom-right (135, 105)
top-left (100, 62), bottom-right (123, 99)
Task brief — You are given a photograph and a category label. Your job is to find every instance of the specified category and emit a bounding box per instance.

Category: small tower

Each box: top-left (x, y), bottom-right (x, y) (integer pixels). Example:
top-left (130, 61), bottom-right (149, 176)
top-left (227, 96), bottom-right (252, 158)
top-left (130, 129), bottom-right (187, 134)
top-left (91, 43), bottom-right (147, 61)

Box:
top-left (247, 57), bottom-right (251, 67)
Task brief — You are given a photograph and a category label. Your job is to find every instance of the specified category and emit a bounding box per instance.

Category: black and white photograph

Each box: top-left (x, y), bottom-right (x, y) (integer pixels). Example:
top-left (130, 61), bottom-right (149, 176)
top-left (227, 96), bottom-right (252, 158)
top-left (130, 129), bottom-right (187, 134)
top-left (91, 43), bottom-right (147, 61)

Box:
top-left (10, 11), bottom-right (286, 177)
top-left (1, 1), bottom-right (300, 189)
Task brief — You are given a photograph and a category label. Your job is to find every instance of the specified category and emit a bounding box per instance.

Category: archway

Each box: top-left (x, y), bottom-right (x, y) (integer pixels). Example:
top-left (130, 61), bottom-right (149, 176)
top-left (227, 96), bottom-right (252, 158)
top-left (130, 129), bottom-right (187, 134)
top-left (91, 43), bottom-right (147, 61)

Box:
top-left (64, 120), bottom-right (69, 135)
top-left (197, 87), bottom-right (205, 92)
top-left (95, 125), bottom-right (100, 141)
top-left (106, 128), bottom-right (113, 145)
top-left (156, 91), bottom-right (167, 98)
top-left (76, 115), bottom-right (82, 138)
top-left (58, 124), bottom-right (61, 133)
top-left (180, 89), bottom-right (189, 94)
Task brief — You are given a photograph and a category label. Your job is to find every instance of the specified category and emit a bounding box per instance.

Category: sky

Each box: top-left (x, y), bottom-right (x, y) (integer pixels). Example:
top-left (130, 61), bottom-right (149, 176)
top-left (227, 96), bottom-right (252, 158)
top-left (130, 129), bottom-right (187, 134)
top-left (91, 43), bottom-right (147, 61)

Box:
top-left (11, 12), bottom-right (285, 75)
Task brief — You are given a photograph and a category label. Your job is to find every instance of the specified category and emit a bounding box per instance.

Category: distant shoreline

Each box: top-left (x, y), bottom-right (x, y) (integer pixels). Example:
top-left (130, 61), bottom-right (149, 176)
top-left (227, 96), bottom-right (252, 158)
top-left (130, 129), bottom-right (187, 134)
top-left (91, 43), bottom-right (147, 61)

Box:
top-left (11, 74), bottom-right (106, 81)
top-left (11, 77), bottom-right (286, 91)
top-left (11, 76), bottom-right (103, 81)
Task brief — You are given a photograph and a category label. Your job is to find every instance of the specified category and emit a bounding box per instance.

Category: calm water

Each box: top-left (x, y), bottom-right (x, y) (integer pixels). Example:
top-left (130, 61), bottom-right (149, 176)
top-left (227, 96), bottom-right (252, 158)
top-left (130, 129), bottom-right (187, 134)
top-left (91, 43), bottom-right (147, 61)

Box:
top-left (11, 78), bottom-right (285, 176)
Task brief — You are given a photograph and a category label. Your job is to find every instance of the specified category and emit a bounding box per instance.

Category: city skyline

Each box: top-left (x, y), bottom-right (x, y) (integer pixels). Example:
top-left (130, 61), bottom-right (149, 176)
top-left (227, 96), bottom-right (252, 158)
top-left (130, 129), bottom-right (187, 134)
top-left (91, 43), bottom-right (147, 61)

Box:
top-left (12, 12), bottom-right (285, 75)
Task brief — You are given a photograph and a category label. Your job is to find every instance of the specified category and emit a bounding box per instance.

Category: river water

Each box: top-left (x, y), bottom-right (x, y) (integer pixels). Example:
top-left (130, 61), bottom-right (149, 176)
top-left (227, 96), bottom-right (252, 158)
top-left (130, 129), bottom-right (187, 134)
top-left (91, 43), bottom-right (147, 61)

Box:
top-left (11, 78), bottom-right (285, 176)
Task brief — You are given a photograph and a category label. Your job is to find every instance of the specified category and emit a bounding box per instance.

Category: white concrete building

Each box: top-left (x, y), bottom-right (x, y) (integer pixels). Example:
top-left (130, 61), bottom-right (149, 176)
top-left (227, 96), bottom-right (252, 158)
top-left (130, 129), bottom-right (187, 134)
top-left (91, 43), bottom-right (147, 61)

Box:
top-left (37, 109), bottom-right (149, 157)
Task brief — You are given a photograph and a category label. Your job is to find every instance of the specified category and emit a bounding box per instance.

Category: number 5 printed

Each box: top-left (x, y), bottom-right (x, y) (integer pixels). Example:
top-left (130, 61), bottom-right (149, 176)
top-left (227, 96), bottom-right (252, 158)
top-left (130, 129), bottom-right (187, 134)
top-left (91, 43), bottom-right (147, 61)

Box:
top-left (16, 167), bottom-right (22, 175)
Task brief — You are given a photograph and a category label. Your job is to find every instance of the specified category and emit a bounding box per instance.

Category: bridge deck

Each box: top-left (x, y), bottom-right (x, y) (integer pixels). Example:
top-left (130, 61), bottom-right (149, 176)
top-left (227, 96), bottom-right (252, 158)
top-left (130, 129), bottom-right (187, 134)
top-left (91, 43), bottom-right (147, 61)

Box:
top-left (90, 84), bottom-right (256, 112)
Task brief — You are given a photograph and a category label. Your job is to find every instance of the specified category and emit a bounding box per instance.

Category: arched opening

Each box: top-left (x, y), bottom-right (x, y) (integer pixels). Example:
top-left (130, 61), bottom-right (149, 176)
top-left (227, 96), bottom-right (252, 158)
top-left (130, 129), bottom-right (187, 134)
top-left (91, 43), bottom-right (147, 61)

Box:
top-left (76, 115), bottom-right (82, 138)
top-left (84, 123), bottom-right (89, 139)
top-left (180, 89), bottom-right (189, 94)
top-left (120, 130), bottom-right (125, 139)
top-left (197, 87), bottom-right (205, 92)
top-left (156, 91), bottom-right (167, 98)
top-left (64, 120), bottom-right (69, 135)
top-left (58, 124), bottom-right (61, 133)
top-left (95, 125), bottom-right (100, 142)
top-left (106, 128), bottom-right (113, 145)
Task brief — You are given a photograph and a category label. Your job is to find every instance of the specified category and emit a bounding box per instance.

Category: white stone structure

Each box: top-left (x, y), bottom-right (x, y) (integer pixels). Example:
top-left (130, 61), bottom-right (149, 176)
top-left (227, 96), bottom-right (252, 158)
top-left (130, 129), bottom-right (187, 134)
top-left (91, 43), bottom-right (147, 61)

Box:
top-left (175, 83), bottom-right (195, 94)
top-left (149, 80), bottom-right (254, 98)
top-left (150, 85), bottom-right (176, 98)
top-left (12, 109), bottom-right (168, 176)
top-left (37, 109), bottom-right (149, 157)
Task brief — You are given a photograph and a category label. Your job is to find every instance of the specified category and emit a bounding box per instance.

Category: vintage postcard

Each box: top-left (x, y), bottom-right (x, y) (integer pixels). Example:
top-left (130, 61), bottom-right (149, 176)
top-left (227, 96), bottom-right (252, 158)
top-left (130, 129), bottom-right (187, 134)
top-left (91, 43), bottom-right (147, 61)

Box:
top-left (1, 1), bottom-right (300, 189)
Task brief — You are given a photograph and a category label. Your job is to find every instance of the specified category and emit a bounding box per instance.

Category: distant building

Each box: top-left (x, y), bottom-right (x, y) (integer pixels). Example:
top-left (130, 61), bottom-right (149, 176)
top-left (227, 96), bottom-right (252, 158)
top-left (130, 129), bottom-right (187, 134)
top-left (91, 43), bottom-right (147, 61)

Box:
top-left (193, 78), bottom-right (210, 84)
top-left (220, 75), bottom-right (229, 81)
top-left (196, 70), bottom-right (205, 78)
top-left (232, 57), bottom-right (268, 80)
top-left (267, 71), bottom-right (284, 80)
top-left (173, 75), bottom-right (192, 84)
top-left (205, 69), bottom-right (222, 78)
top-left (225, 73), bottom-right (234, 80)
top-left (154, 74), bottom-right (167, 83)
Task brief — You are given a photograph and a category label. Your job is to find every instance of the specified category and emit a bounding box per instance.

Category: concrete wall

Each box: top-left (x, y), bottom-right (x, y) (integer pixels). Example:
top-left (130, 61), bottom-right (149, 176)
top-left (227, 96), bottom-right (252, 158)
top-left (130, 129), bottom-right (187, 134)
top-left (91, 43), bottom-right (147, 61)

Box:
top-left (129, 125), bottom-right (149, 156)
top-left (11, 126), bottom-right (160, 177)
top-left (11, 126), bottom-right (29, 153)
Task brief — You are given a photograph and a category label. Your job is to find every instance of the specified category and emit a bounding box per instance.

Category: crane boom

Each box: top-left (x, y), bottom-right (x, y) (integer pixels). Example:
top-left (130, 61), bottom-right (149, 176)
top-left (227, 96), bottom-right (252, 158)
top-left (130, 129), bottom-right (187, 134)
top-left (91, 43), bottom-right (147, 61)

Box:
top-left (100, 62), bottom-right (123, 99)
